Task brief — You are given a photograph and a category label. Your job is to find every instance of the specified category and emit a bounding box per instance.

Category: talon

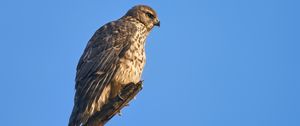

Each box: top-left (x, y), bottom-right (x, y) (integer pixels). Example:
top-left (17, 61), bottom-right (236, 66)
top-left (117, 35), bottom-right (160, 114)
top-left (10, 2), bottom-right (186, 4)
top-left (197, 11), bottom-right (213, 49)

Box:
top-left (125, 104), bottom-right (130, 106)
top-left (118, 111), bottom-right (122, 116)
top-left (118, 94), bottom-right (124, 101)
top-left (139, 80), bottom-right (144, 84)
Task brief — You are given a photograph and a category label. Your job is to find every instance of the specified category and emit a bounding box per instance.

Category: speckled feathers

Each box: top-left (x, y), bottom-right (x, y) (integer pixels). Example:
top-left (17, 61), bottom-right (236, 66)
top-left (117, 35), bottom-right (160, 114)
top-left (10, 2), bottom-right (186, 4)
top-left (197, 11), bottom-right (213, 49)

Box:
top-left (69, 5), bottom-right (159, 126)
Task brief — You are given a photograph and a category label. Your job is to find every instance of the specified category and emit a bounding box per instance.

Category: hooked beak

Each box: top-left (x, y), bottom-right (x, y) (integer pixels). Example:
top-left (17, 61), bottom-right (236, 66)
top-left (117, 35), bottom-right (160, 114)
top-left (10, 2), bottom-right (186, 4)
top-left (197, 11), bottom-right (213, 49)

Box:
top-left (154, 21), bottom-right (160, 27)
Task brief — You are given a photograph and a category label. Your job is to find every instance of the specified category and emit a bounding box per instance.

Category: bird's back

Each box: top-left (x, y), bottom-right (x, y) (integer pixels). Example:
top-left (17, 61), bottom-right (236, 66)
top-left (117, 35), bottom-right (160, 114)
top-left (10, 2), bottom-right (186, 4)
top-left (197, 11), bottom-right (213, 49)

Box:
top-left (69, 5), bottom-right (159, 126)
top-left (69, 17), bottom-right (148, 126)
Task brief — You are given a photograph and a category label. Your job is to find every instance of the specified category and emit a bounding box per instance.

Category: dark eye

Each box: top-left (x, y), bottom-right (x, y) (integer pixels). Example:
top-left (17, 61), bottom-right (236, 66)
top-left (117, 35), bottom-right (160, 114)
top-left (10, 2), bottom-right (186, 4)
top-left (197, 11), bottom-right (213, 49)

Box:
top-left (146, 12), bottom-right (155, 19)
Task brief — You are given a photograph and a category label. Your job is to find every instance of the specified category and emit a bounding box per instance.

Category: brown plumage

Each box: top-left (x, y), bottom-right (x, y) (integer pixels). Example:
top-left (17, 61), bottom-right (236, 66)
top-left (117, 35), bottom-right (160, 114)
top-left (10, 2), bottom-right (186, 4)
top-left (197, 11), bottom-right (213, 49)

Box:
top-left (69, 5), bottom-right (160, 126)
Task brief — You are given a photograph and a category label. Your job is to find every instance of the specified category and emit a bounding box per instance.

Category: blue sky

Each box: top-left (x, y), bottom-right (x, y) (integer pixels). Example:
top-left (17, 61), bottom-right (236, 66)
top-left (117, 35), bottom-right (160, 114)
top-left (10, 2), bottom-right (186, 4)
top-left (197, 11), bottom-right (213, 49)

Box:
top-left (0, 0), bottom-right (299, 126)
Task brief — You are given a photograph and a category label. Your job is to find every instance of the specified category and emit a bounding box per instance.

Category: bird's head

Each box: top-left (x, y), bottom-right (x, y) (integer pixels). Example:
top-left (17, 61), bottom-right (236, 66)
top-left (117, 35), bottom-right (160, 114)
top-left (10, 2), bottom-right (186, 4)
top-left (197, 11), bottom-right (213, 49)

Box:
top-left (125, 5), bottom-right (160, 30)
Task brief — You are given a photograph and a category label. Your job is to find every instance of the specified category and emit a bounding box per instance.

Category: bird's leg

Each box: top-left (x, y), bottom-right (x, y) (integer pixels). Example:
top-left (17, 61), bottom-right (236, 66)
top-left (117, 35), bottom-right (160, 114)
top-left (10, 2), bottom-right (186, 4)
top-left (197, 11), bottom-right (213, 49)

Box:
top-left (117, 94), bottom-right (124, 116)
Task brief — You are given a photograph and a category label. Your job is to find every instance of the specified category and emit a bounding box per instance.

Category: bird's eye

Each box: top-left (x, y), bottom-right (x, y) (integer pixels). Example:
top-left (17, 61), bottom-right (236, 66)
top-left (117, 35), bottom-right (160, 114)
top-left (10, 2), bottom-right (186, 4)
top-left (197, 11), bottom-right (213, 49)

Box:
top-left (146, 12), bottom-right (155, 19)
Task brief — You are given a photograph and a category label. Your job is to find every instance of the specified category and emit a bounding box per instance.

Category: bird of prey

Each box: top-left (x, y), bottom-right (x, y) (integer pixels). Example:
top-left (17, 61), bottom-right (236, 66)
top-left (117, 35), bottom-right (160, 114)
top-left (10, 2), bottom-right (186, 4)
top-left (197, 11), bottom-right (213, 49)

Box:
top-left (69, 5), bottom-right (160, 126)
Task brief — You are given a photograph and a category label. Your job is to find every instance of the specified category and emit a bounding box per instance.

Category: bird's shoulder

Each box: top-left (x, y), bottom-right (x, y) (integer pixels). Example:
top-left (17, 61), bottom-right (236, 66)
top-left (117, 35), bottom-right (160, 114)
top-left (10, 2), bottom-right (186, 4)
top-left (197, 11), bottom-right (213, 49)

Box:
top-left (86, 17), bottom-right (141, 50)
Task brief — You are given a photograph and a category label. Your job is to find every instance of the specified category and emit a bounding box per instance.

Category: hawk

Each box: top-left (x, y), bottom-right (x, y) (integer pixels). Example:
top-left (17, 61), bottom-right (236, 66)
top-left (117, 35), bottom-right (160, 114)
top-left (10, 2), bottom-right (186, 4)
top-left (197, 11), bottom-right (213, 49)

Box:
top-left (69, 5), bottom-right (160, 126)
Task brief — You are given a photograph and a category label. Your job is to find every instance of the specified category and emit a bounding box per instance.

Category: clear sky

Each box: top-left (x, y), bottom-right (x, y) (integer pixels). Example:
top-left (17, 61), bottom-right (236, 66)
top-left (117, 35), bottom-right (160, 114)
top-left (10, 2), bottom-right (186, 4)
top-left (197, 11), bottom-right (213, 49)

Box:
top-left (0, 0), bottom-right (299, 126)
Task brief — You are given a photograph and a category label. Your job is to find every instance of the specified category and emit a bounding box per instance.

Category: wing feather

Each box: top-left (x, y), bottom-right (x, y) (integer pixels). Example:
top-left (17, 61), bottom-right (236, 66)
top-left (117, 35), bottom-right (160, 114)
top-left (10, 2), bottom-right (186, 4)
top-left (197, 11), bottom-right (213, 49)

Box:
top-left (69, 20), bottom-right (137, 126)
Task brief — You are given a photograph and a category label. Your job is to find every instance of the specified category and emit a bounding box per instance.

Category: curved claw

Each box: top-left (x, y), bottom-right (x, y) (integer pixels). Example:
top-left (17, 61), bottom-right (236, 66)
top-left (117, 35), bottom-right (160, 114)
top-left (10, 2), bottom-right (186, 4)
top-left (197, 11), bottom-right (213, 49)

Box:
top-left (118, 94), bottom-right (124, 101)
